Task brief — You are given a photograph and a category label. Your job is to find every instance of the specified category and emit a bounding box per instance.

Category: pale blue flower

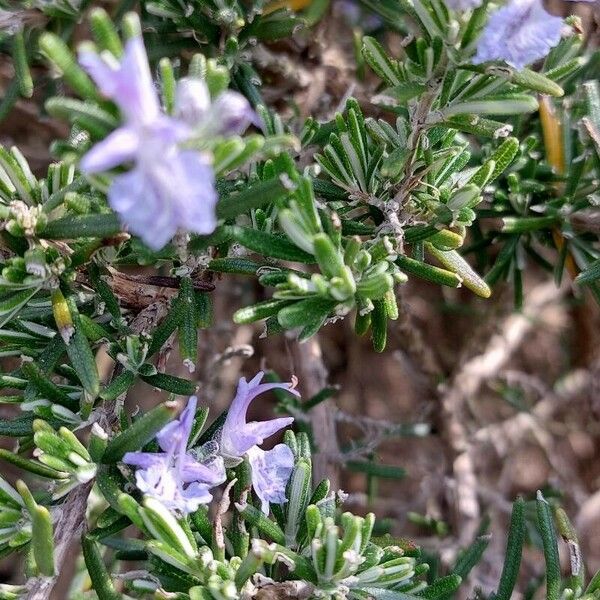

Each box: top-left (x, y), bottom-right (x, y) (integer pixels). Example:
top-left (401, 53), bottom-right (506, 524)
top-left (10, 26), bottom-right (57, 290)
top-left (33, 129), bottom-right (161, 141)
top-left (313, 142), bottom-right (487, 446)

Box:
top-left (78, 37), bottom-right (253, 251)
top-left (247, 444), bottom-right (294, 514)
top-left (175, 78), bottom-right (258, 136)
top-left (473, 0), bottom-right (589, 70)
top-left (219, 372), bottom-right (299, 464)
top-left (124, 397), bottom-right (226, 514)
top-left (219, 372), bottom-right (299, 513)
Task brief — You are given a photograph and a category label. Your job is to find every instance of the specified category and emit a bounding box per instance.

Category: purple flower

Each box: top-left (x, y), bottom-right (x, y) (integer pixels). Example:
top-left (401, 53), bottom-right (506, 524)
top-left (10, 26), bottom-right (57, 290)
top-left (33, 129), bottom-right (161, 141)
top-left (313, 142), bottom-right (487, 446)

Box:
top-left (473, 0), bottom-right (587, 70)
top-left (175, 78), bottom-right (258, 136)
top-left (219, 372), bottom-right (299, 464)
top-left (174, 78), bottom-right (211, 126)
top-left (124, 397), bottom-right (225, 514)
top-left (210, 91), bottom-right (259, 135)
top-left (78, 37), bottom-right (253, 251)
top-left (219, 372), bottom-right (299, 514)
top-left (79, 36), bottom-right (160, 127)
top-left (247, 445), bottom-right (294, 514)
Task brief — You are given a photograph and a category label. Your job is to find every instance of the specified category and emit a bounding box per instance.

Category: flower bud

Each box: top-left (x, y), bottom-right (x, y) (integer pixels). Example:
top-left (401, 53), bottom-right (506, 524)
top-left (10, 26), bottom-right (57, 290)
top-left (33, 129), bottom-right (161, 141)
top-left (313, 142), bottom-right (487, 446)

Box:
top-left (212, 91), bottom-right (257, 135)
top-left (175, 77), bottom-right (211, 126)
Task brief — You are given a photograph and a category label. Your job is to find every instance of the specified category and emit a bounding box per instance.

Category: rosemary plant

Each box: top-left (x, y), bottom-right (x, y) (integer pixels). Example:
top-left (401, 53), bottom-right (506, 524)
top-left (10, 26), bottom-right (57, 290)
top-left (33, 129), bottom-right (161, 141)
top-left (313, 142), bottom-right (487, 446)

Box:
top-left (0, 0), bottom-right (597, 598)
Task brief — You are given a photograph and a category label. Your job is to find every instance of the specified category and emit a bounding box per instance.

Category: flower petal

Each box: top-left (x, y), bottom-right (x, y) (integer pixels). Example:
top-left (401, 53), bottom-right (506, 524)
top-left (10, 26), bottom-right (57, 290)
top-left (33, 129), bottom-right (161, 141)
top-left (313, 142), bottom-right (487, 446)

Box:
top-left (474, 0), bottom-right (563, 70)
top-left (180, 455), bottom-right (226, 485)
top-left (156, 396), bottom-right (197, 453)
top-left (243, 417), bottom-right (295, 449)
top-left (221, 373), bottom-right (299, 458)
top-left (123, 451), bottom-right (168, 469)
top-left (173, 151), bottom-right (218, 236)
top-left (79, 37), bottom-right (160, 124)
top-left (175, 78), bottom-right (211, 127)
top-left (79, 126), bottom-right (140, 173)
top-left (248, 444), bottom-right (294, 514)
top-left (113, 37), bottom-right (160, 123)
top-left (108, 165), bottom-right (179, 251)
top-left (181, 481), bottom-right (214, 512)
top-left (78, 49), bottom-right (120, 98)
top-left (209, 91), bottom-right (257, 135)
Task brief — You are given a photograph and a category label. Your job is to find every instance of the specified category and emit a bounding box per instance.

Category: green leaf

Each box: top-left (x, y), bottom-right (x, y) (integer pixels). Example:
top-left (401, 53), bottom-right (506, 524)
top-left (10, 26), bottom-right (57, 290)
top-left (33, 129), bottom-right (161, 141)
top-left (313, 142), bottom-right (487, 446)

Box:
top-left (88, 514), bottom-right (130, 541)
top-left (313, 234), bottom-right (346, 279)
top-left (102, 401), bottom-right (179, 463)
top-left (452, 534), bottom-right (491, 580)
top-left (89, 7), bottom-right (123, 57)
top-left (0, 448), bottom-right (66, 479)
top-left (425, 245), bottom-right (491, 298)
top-left (576, 258), bottom-right (600, 285)
top-left (82, 535), bottom-right (122, 600)
top-left (494, 67), bottom-right (564, 97)
top-left (90, 267), bottom-right (122, 321)
top-left (79, 314), bottom-right (111, 342)
top-left (536, 491), bottom-right (561, 600)
top-left (21, 361), bottom-right (78, 410)
top-left (34, 429), bottom-right (73, 462)
top-left (468, 160), bottom-right (496, 188)
top-left (234, 298), bottom-right (293, 324)
top-left (360, 588), bottom-right (420, 600)
top-left (100, 370), bottom-right (135, 402)
top-left (277, 297), bottom-right (337, 330)
top-left (32, 505), bottom-right (55, 576)
top-left (428, 229), bottom-right (464, 250)
top-left (246, 12), bottom-right (302, 42)
top-left (501, 216), bottom-right (558, 234)
top-left (41, 214), bottom-right (121, 239)
top-left (45, 97), bottom-right (117, 137)
top-left (284, 459), bottom-right (312, 547)
top-left (194, 292), bottom-right (213, 328)
top-left (486, 137), bottom-right (520, 182)
top-left (148, 292), bottom-right (187, 357)
top-left (0, 414), bottom-right (39, 436)
top-left (545, 57), bottom-right (586, 82)
top-left (417, 574), bottom-right (461, 599)
top-left (396, 255), bottom-right (462, 288)
top-left (440, 115), bottom-right (514, 138)
top-left (443, 95), bottom-right (539, 117)
top-left (371, 299), bottom-right (387, 353)
top-left (140, 372), bottom-right (197, 395)
top-left (362, 38), bottom-right (402, 86)
top-left (0, 79), bottom-right (20, 123)
top-left (39, 33), bottom-right (99, 101)
top-left (461, 5), bottom-right (487, 48)
top-left (177, 278), bottom-right (197, 368)
top-left (190, 506), bottom-right (212, 543)
top-left (381, 83), bottom-right (427, 104)
top-left (159, 58), bottom-right (176, 114)
top-left (140, 497), bottom-right (195, 559)
top-left (62, 297), bottom-right (100, 399)
top-left (234, 551), bottom-right (263, 590)
top-left (12, 31), bottom-right (33, 99)
top-left (585, 568), bottom-right (600, 594)
top-left (0, 288), bottom-right (38, 328)
top-left (494, 497), bottom-right (525, 600)
top-left (381, 147), bottom-right (411, 178)
top-left (216, 178), bottom-right (288, 220)
top-left (412, 0), bottom-right (443, 37)
top-left (208, 258), bottom-right (264, 275)
top-left (236, 502), bottom-right (286, 545)
top-left (231, 226), bottom-right (316, 263)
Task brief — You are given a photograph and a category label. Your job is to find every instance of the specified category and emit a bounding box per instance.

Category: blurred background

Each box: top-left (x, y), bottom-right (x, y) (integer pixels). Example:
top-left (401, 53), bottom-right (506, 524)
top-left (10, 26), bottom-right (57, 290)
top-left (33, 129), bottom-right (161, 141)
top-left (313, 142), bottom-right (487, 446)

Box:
top-left (1, 0), bottom-right (600, 597)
